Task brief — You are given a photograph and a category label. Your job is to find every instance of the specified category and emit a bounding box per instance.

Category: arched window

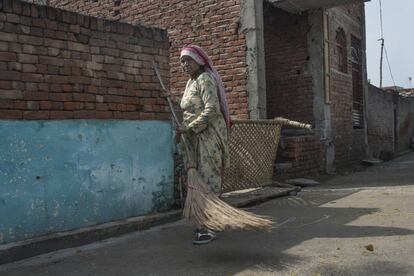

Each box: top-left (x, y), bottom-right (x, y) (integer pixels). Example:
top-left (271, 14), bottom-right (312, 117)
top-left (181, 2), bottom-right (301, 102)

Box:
top-left (336, 28), bottom-right (347, 73)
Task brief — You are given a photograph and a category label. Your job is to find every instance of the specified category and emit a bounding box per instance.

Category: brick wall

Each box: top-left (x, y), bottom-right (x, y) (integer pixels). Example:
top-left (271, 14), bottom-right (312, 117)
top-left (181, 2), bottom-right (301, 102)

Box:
top-left (43, 0), bottom-right (249, 118)
top-left (396, 96), bottom-right (414, 152)
top-left (366, 84), bottom-right (394, 158)
top-left (0, 0), bottom-right (170, 120)
top-left (263, 2), bottom-right (313, 124)
top-left (274, 135), bottom-right (323, 179)
top-left (330, 70), bottom-right (365, 168)
top-left (327, 4), bottom-right (366, 169)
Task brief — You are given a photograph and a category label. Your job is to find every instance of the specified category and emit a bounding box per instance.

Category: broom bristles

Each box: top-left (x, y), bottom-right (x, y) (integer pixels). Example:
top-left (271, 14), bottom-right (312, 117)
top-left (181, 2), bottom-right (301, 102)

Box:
top-left (183, 168), bottom-right (273, 232)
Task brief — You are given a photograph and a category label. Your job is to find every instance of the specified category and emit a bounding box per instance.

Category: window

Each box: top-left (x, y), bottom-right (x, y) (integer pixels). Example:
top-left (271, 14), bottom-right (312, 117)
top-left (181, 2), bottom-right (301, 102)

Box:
top-left (335, 28), bottom-right (347, 73)
top-left (351, 36), bottom-right (363, 128)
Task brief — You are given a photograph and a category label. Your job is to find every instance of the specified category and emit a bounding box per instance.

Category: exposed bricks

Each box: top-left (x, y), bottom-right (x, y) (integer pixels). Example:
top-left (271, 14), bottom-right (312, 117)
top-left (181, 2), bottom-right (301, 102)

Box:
top-left (328, 4), bottom-right (366, 169)
top-left (263, 3), bottom-right (314, 125)
top-left (274, 135), bottom-right (323, 179)
top-left (0, 0), bottom-right (170, 120)
top-left (43, 0), bottom-right (248, 118)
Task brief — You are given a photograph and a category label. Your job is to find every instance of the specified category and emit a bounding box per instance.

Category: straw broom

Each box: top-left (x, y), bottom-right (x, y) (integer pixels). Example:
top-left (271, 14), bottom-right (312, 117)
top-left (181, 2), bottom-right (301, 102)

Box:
top-left (153, 62), bottom-right (273, 232)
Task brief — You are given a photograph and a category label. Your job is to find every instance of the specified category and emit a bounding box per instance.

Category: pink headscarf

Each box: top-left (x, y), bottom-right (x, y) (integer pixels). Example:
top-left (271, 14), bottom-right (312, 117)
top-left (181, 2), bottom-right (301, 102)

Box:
top-left (180, 45), bottom-right (231, 131)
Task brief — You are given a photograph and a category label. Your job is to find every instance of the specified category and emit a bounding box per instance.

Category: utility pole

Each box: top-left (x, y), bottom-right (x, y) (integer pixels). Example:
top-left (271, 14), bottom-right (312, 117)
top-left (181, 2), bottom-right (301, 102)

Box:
top-left (379, 38), bottom-right (384, 88)
top-left (379, 0), bottom-right (384, 88)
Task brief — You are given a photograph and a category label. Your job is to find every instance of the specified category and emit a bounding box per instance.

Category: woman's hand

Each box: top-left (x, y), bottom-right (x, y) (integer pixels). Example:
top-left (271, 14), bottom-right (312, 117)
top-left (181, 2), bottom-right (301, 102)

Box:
top-left (175, 126), bottom-right (188, 134)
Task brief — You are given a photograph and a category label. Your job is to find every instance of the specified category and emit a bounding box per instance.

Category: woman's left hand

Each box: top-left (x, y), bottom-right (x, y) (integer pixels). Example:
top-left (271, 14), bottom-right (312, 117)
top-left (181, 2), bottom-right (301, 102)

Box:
top-left (176, 126), bottom-right (188, 134)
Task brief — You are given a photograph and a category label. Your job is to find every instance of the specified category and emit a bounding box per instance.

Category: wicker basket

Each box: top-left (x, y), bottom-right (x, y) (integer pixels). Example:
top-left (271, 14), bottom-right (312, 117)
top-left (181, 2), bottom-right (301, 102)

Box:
top-left (222, 117), bottom-right (310, 193)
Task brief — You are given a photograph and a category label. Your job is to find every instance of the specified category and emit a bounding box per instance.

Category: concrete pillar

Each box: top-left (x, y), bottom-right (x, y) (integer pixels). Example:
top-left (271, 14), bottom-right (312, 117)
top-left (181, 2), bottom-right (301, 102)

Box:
top-left (308, 9), bottom-right (335, 174)
top-left (361, 3), bottom-right (370, 158)
top-left (240, 0), bottom-right (267, 119)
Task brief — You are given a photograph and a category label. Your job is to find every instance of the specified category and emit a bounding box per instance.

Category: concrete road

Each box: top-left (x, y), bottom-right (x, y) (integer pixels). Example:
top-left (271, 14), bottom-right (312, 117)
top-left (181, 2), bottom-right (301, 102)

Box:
top-left (2, 152), bottom-right (414, 276)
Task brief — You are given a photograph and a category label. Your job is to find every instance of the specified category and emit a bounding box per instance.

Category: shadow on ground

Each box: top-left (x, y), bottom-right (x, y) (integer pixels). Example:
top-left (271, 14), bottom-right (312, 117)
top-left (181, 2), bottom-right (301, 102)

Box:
top-left (2, 152), bottom-right (414, 276)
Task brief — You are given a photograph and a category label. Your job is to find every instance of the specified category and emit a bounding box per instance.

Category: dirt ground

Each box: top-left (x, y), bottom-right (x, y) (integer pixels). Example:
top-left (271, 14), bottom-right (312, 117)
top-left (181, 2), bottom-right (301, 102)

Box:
top-left (2, 152), bottom-right (414, 276)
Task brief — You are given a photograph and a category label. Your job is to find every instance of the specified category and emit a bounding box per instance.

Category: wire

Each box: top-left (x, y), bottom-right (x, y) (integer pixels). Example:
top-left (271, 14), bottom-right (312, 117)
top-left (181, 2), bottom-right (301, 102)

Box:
top-left (383, 45), bottom-right (396, 88)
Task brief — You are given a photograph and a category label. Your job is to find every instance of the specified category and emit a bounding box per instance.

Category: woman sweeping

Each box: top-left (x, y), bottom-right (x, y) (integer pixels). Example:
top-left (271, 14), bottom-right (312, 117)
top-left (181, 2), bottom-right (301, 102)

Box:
top-left (175, 45), bottom-right (230, 244)
top-left (160, 45), bottom-right (272, 245)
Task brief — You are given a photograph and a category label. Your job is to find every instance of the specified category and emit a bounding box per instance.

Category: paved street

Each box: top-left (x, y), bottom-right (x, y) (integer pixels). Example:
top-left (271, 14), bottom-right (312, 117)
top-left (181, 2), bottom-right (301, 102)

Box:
top-left (1, 152), bottom-right (414, 276)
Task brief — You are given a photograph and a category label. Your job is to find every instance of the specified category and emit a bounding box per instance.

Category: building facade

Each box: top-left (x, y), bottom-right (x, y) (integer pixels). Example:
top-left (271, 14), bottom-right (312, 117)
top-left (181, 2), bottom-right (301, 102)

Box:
top-left (38, 0), bottom-right (369, 177)
top-left (0, 0), bottom-right (174, 244)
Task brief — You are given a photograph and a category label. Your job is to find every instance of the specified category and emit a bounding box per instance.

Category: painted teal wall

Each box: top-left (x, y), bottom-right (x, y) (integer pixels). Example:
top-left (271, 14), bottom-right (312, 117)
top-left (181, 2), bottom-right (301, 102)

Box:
top-left (0, 120), bottom-right (174, 244)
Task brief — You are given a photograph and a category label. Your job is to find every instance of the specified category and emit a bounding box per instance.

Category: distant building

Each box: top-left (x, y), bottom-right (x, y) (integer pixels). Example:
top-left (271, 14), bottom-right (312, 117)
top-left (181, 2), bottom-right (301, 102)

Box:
top-left (383, 86), bottom-right (414, 97)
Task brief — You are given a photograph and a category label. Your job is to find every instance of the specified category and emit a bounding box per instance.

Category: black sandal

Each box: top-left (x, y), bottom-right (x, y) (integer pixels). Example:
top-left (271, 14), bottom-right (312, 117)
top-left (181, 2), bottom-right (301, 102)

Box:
top-left (193, 230), bottom-right (216, 245)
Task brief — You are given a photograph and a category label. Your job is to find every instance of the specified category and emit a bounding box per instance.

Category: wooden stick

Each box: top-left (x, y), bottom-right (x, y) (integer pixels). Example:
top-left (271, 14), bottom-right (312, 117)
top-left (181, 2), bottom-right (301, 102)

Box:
top-left (274, 117), bottom-right (312, 129)
top-left (152, 61), bottom-right (181, 127)
top-left (231, 118), bottom-right (312, 129)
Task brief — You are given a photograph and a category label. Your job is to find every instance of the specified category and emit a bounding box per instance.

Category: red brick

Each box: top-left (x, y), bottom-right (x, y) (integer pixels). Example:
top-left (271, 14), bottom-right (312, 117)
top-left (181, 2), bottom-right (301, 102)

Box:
top-left (23, 92), bottom-right (48, 101)
top-left (50, 110), bottom-right (73, 119)
top-left (85, 111), bottom-right (112, 119)
top-left (25, 82), bottom-right (38, 91)
top-left (0, 81), bottom-right (12, 89)
top-left (49, 84), bottom-right (62, 92)
top-left (51, 102), bottom-right (63, 109)
top-left (61, 84), bottom-right (73, 92)
top-left (39, 56), bottom-right (64, 66)
top-left (0, 71), bottom-right (21, 80)
top-left (0, 52), bottom-right (17, 61)
top-left (49, 93), bottom-right (72, 101)
top-left (47, 65), bottom-right (59, 75)
top-left (84, 102), bottom-right (95, 110)
top-left (6, 14), bottom-right (20, 24)
top-left (73, 93), bottom-right (95, 102)
top-left (0, 90), bottom-right (22, 100)
top-left (32, 18), bottom-right (45, 28)
top-left (18, 35), bottom-right (43, 45)
top-left (96, 103), bottom-right (109, 111)
top-left (73, 110), bottom-right (96, 119)
top-left (38, 83), bottom-right (49, 91)
top-left (67, 41), bottom-right (89, 52)
top-left (114, 112), bottom-right (140, 120)
top-left (64, 102), bottom-right (84, 110)
top-left (0, 100), bottom-right (14, 109)
top-left (18, 53), bottom-right (38, 63)
top-left (45, 20), bottom-right (58, 30)
top-left (22, 64), bottom-right (37, 73)
top-left (44, 38), bottom-right (66, 49)
top-left (45, 75), bottom-right (69, 84)
top-left (39, 101), bottom-right (53, 109)
top-left (7, 62), bottom-right (21, 71)
top-left (139, 112), bottom-right (155, 120)
top-left (68, 76), bottom-right (90, 85)
top-left (21, 73), bottom-right (43, 82)
top-left (0, 32), bottom-right (17, 42)
top-left (26, 101), bottom-right (40, 110)
top-left (14, 100), bottom-right (27, 109)
top-left (60, 66), bottom-right (71, 75)
top-left (126, 104), bottom-right (136, 111)
top-left (0, 110), bottom-right (22, 119)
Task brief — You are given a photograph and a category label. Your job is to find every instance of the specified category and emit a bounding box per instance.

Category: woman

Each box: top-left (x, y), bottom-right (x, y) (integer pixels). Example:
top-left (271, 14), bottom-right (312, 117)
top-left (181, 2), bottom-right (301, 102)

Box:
top-left (170, 45), bottom-right (231, 244)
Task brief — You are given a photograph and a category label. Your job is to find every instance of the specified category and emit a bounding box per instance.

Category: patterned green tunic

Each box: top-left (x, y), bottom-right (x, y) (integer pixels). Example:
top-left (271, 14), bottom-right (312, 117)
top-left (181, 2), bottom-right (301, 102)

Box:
top-left (179, 72), bottom-right (229, 194)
